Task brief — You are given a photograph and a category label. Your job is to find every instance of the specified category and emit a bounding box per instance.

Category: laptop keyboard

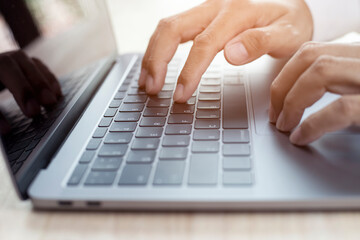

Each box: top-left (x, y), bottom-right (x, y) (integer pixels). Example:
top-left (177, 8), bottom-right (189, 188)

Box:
top-left (2, 64), bottom-right (98, 173)
top-left (68, 57), bottom-right (252, 187)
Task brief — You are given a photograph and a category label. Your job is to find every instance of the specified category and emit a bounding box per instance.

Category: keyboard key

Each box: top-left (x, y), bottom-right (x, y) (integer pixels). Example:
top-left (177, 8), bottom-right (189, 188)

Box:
top-left (119, 103), bottom-right (144, 112)
top-left (161, 83), bottom-right (175, 91)
top-left (186, 96), bottom-right (196, 105)
top-left (223, 85), bottom-right (248, 129)
top-left (193, 130), bottom-right (220, 141)
top-left (118, 164), bottom-right (151, 185)
top-left (223, 171), bottom-right (252, 185)
top-left (85, 171), bottom-right (117, 185)
top-left (127, 88), bottom-right (146, 95)
top-left (109, 99), bottom-right (122, 108)
top-left (159, 147), bottom-right (188, 160)
top-left (92, 157), bottom-right (122, 171)
top-left (98, 144), bottom-right (128, 157)
top-left (224, 76), bottom-right (244, 85)
top-left (192, 141), bottom-right (219, 153)
top-left (136, 127), bottom-right (163, 138)
top-left (127, 151), bottom-right (156, 163)
top-left (151, 91), bottom-right (172, 99)
top-left (93, 127), bottom-right (107, 138)
top-left (123, 95), bottom-right (148, 103)
top-left (118, 84), bottom-right (129, 92)
top-left (143, 108), bottom-right (168, 117)
top-left (104, 108), bottom-right (117, 117)
top-left (165, 124), bottom-right (191, 135)
top-left (86, 138), bottom-right (102, 150)
top-left (171, 104), bottom-right (195, 114)
top-left (194, 119), bottom-right (220, 129)
top-left (109, 122), bottom-right (137, 132)
top-left (114, 112), bottom-right (141, 122)
top-left (25, 138), bottom-right (40, 151)
top-left (197, 101), bottom-right (220, 109)
top-left (153, 161), bottom-right (185, 185)
top-left (196, 109), bottom-right (220, 119)
top-left (99, 117), bottom-right (112, 127)
top-left (201, 79), bottom-right (221, 86)
top-left (198, 92), bottom-right (220, 101)
top-left (79, 151), bottom-right (95, 163)
top-left (223, 130), bottom-right (250, 143)
top-left (168, 114), bottom-right (193, 124)
top-left (8, 138), bottom-right (32, 153)
top-left (162, 135), bottom-right (190, 147)
top-left (147, 98), bottom-right (171, 108)
top-left (131, 138), bottom-right (160, 150)
top-left (68, 163), bottom-right (88, 186)
top-left (199, 85), bottom-right (221, 93)
top-left (188, 154), bottom-right (218, 185)
top-left (104, 132), bottom-right (133, 144)
top-left (223, 157), bottom-right (251, 170)
top-left (223, 144), bottom-right (250, 156)
top-left (114, 91), bottom-right (126, 99)
top-left (140, 117), bottom-right (166, 127)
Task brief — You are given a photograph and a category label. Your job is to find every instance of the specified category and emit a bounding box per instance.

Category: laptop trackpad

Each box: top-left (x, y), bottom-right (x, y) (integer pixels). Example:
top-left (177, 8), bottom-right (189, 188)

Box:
top-left (250, 73), bottom-right (359, 136)
top-left (250, 73), bottom-right (360, 174)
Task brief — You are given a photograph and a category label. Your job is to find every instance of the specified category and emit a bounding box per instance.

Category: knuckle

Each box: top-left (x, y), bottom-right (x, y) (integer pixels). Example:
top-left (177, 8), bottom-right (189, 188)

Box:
top-left (270, 81), bottom-right (282, 99)
top-left (297, 41), bottom-right (321, 62)
top-left (157, 17), bottom-right (179, 34)
top-left (194, 33), bottom-right (216, 50)
top-left (283, 95), bottom-right (296, 110)
top-left (336, 96), bottom-right (356, 119)
top-left (311, 55), bottom-right (336, 77)
top-left (301, 118), bottom-right (317, 136)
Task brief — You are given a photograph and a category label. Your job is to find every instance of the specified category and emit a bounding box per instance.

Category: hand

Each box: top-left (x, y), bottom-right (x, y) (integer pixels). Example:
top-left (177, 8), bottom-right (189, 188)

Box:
top-left (0, 50), bottom-right (62, 134)
top-left (269, 42), bottom-right (360, 145)
top-left (139, 0), bottom-right (313, 102)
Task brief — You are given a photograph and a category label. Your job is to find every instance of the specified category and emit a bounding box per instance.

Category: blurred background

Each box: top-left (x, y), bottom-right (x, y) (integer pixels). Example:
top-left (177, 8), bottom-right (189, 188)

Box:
top-left (0, 0), bottom-right (204, 53)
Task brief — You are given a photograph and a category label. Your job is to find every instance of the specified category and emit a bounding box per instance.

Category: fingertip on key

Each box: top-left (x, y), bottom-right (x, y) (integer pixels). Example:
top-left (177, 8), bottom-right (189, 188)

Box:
top-left (173, 83), bottom-right (184, 102)
top-left (145, 75), bottom-right (154, 94)
top-left (138, 68), bottom-right (147, 87)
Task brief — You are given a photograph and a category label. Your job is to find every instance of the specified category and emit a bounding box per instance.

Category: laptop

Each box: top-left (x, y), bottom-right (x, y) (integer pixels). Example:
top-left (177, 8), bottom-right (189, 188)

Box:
top-left (1, 1), bottom-right (360, 210)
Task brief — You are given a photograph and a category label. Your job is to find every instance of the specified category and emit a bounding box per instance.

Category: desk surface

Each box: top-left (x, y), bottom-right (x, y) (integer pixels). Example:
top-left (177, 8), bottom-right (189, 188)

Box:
top-left (1, 1), bottom-right (360, 239)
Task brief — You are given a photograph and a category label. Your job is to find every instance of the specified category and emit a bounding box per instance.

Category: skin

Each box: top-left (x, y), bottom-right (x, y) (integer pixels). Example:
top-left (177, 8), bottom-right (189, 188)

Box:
top-left (269, 42), bottom-right (360, 145)
top-left (0, 50), bottom-right (62, 134)
top-left (139, 0), bottom-right (313, 103)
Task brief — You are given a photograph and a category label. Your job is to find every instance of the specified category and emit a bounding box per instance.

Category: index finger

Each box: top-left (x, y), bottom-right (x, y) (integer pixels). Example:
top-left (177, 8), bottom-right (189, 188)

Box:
top-left (173, 8), bottom-right (256, 102)
top-left (140, 1), bottom-right (220, 94)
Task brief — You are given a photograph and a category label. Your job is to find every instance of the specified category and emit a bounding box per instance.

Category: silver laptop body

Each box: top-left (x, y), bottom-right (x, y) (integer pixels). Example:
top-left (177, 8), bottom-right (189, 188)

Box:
top-left (2, 1), bottom-right (360, 210)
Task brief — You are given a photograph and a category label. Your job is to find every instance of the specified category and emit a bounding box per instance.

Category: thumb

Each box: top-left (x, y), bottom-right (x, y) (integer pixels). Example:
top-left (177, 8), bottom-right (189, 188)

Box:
top-left (224, 27), bottom-right (271, 65)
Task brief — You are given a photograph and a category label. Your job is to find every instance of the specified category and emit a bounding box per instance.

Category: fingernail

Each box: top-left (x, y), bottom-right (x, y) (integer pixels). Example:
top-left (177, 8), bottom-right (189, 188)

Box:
top-left (290, 128), bottom-right (305, 145)
top-left (145, 75), bottom-right (154, 93)
top-left (276, 111), bottom-right (286, 131)
top-left (269, 104), bottom-right (276, 123)
top-left (25, 99), bottom-right (40, 117)
top-left (41, 89), bottom-right (57, 105)
top-left (138, 68), bottom-right (147, 87)
top-left (173, 83), bottom-right (184, 102)
top-left (226, 42), bottom-right (249, 65)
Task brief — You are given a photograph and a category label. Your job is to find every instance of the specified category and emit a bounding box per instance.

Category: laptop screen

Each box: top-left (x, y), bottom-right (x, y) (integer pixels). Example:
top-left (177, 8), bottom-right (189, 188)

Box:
top-left (0, 0), bottom-right (117, 198)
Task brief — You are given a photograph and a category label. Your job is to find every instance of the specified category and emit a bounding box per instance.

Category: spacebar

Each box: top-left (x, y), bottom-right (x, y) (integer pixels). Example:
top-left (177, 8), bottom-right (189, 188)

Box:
top-left (223, 84), bottom-right (248, 129)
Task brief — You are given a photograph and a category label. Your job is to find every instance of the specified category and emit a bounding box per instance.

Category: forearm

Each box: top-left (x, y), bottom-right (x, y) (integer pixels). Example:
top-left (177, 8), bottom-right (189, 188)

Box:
top-left (305, 0), bottom-right (360, 41)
